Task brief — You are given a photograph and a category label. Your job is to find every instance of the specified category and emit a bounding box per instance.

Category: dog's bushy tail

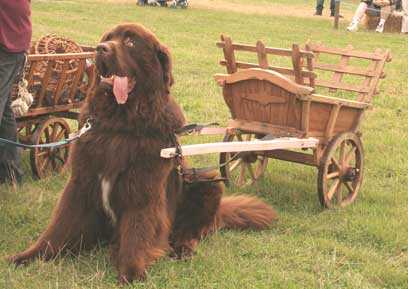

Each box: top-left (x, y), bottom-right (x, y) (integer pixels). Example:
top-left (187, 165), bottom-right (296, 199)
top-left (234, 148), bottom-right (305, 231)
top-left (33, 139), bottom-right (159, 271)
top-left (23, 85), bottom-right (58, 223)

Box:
top-left (215, 196), bottom-right (277, 230)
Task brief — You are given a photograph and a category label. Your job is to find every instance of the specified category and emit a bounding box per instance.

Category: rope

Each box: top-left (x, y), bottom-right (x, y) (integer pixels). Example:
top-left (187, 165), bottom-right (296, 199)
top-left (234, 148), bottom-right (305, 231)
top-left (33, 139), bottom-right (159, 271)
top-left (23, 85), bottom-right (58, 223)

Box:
top-left (11, 54), bottom-right (34, 117)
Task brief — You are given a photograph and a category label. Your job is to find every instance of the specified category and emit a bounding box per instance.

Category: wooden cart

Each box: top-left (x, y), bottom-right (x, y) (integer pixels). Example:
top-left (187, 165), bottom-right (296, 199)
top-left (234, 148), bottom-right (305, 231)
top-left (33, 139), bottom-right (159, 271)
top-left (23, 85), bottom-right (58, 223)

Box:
top-left (161, 36), bottom-right (391, 208)
top-left (15, 46), bottom-right (95, 178)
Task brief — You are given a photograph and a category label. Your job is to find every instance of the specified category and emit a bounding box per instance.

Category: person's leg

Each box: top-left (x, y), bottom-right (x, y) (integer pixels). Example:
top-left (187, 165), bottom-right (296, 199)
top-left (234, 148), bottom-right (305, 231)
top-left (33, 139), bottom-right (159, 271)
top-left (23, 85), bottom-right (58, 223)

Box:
top-left (0, 49), bottom-right (25, 184)
top-left (347, 1), bottom-right (369, 31)
top-left (376, 4), bottom-right (392, 32)
top-left (315, 0), bottom-right (324, 15)
top-left (330, 0), bottom-right (335, 16)
top-left (402, 0), bottom-right (408, 33)
top-left (329, 0), bottom-right (344, 17)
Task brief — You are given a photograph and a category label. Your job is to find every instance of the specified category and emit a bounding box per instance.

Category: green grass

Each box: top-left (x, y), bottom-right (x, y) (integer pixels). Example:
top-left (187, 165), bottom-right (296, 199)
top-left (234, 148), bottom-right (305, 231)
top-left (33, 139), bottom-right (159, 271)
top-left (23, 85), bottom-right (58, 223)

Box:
top-left (1, 0), bottom-right (408, 288)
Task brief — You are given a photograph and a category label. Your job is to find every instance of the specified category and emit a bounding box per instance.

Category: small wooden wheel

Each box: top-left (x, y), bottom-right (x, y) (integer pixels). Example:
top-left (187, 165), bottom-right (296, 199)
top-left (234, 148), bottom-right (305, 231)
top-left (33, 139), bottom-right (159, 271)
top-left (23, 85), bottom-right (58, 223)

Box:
top-left (30, 118), bottom-right (71, 178)
top-left (219, 132), bottom-right (269, 187)
top-left (318, 132), bottom-right (364, 208)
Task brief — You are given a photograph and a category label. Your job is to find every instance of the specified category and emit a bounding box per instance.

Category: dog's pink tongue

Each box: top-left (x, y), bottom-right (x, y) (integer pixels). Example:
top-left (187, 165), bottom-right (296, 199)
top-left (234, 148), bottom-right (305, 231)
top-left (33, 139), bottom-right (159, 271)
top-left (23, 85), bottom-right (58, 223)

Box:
top-left (113, 76), bottom-right (129, 104)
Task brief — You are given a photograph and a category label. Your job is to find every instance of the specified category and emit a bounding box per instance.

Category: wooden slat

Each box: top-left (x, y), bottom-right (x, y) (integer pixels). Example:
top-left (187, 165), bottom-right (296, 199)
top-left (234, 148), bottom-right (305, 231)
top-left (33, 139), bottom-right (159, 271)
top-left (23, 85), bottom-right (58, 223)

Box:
top-left (329, 45), bottom-right (352, 93)
top-left (217, 41), bottom-right (314, 59)
top-left (306, 44), bottom-right (386, 60)
top-left (314, 79), bottom-right (370, 94)
top-left (217, 42), bottom-right (314, 58)
top-left (308, 94), bottom-right (371, 109)
top-left (53, 60), bottom-right (70, 105)
top-left (220, 35), bottom-right (237, 74)
top-left (26, 60), bottom-right (37, 89)
top-left (23, 101), bottom-right (84, 117)
top-left (301, 99), bottom-right (311, 134)
top-left (256, 41), bottom-right (269, 69)
top-left (219, 60), bottom-right (317, 79)
top-left (363, 49), bottom-right (390, 103)
top-left (68, 59), bottom-right (86, 102)
top-left (325, 104), bottom-right (341, 141)
top-left (27, 52), bottom-right (95, 61)
top-left (291, 44), bottom-right (303, 84)
top-left (160, 137), bottom-right (320, 158)
top-left (264, 149), bottom-right (318, 166)
top-left (304, 42), bottom-right (316, 89)
top-left (214, 69), bottom-right (314, 95)
top-left (314, 62), bottom-right (376, 77)
top-left (227, 119), bottom-right (305, 137)
top-left (37, 60), bottom-right (55, 107)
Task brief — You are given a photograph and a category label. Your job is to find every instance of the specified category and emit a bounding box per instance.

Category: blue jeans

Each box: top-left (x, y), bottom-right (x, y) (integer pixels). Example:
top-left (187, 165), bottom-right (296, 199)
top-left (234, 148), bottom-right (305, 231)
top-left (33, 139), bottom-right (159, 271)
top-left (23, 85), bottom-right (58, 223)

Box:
top-left (0, 47), bottom-right (25, 183)
top-left (316, 0), bottom-right (335, 13)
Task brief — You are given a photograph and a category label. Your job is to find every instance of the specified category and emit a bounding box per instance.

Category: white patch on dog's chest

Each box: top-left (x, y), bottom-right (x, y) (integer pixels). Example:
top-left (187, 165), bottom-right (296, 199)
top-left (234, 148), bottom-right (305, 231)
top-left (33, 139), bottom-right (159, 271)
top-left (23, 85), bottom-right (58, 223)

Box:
top-left (101, 177), bottom-right (117, 225)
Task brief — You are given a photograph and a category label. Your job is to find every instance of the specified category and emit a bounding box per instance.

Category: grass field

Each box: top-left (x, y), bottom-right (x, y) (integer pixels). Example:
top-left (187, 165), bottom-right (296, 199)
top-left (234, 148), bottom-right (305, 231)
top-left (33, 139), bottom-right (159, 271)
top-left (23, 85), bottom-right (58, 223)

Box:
top-left (1, 0), bottom-right (408, 288)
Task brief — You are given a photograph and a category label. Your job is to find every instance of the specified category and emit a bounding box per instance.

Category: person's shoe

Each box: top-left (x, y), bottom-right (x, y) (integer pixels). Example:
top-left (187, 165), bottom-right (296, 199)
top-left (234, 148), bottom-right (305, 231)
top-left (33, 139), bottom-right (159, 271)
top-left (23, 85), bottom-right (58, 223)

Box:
top-left (330, 13), bottom-right (343, 18)
top-left (314, 10), bottom-right (323, 16)
top-left (346, 22), bottom-right (358, 32)
top-left (376, 23), bottom-right (384, 33)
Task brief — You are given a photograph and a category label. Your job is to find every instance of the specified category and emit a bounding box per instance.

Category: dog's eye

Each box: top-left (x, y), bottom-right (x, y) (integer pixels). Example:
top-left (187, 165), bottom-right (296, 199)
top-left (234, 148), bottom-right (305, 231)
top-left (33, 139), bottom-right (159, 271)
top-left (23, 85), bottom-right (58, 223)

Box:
top-left (124, 37), bottom-right (135, 47)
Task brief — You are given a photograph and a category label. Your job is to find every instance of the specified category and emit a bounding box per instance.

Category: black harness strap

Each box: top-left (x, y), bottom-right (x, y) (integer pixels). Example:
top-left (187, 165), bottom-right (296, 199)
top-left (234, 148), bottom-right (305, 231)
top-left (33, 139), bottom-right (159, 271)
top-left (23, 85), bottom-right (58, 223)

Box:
top-left (174, 122), bottom-right (219, 137)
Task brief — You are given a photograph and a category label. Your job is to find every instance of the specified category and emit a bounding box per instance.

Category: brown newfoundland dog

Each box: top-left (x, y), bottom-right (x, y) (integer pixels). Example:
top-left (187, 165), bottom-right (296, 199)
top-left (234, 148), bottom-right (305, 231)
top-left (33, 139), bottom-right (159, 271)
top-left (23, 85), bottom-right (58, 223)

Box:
top-left (9, 23), bottom-right (276, 284)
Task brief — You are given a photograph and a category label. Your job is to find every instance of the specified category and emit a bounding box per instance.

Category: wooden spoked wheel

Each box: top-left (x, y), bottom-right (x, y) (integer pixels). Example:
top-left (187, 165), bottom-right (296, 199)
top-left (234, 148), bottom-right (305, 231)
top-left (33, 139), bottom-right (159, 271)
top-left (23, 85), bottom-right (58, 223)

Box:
top-left (219, 132), bottom-right (269, 187)
top-left (318, 132), bottom-right (364, 208)
top-left (30, 118), bottom-right (71, 178)
top-left (18, 123), bottom-right (38, 144)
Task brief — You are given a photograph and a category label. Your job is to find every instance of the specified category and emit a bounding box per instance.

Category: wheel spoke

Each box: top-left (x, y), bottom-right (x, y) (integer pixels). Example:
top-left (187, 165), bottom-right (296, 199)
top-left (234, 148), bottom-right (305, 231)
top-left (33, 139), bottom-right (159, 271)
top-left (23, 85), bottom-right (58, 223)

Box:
top-left (229, 158), bottom-right (242, 172)
top-left (40, 157), bottom-right (50, 173)
top-left (46, 158), bottom-right (52, 175)
top-left (36, 150), bottom-right (48, 157)
top-left (337, 183), bottom-right (344, 206)
top-left (339, 141), bottom-right (346, 165)
top-left (246, 163), bottom-right (256, 181)
top-left (330, 157), bottom-right (340, 169)
top-left (44, 127), bottom-right (51, 142)
top-left (237, 163), bottom-right (246, 186)
top-left (51, 123), bottom-right (58, 141)
top-left (344, 181), bottom-right (355, 194)
top-left (327, 171), bottom-right (339, 179)
top-left (55, 128), bottom-right (66, 141)
top-left (327, 179), bottom-right (340, 201)
top-left (344, 146), bottom-right (356, 165)
top-left (55, 152), bottom-right (66, 163)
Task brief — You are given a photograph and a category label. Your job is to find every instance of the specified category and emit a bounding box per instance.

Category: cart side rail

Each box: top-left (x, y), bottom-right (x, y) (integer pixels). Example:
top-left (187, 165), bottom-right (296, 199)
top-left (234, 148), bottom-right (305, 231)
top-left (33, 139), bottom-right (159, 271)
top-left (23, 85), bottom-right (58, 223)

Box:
top-left (217, 35), bottom-right (317, 88)
top-left (304, 40), bottom-right (391, 103)
top-left (22, 51), bottom-right (96, 115)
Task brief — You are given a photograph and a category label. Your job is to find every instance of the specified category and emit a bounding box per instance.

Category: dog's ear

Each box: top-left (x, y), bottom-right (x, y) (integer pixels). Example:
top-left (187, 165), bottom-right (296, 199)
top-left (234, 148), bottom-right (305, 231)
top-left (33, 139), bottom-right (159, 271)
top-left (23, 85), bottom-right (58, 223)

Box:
top-left (157, 45), bottom-right (174, 90)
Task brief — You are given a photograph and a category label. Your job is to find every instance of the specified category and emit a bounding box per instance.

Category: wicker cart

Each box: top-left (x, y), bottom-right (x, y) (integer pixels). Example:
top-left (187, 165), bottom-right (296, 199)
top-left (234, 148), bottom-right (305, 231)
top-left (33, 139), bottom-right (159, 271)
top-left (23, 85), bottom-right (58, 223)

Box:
top-left (161, 36), bottom-right (391, 208)
top-left (15, 36), bottom-right (95, 178)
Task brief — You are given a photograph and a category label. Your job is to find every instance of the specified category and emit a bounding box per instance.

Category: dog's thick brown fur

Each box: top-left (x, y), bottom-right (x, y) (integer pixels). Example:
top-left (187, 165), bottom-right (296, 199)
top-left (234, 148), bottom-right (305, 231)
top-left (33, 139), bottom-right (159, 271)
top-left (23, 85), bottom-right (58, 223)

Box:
top-left (9, 23), bottom-right (276, 284)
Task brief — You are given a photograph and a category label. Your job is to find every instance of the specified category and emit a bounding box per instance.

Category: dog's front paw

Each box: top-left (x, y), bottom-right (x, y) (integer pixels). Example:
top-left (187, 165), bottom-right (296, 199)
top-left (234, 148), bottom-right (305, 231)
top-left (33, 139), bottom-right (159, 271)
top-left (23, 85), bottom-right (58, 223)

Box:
top-left (7, 253), bottom-right (33, 267)
top-left (170, 240), bottom-right (197, 260)
top-left (118, 270), bottom-right (146, 286)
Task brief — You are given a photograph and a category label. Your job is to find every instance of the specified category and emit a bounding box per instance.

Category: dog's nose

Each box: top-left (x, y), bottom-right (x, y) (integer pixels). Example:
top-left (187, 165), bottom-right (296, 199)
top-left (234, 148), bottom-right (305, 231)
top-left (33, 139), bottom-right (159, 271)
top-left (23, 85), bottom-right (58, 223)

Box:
top-left (96, 43), bottom-right (112, 54)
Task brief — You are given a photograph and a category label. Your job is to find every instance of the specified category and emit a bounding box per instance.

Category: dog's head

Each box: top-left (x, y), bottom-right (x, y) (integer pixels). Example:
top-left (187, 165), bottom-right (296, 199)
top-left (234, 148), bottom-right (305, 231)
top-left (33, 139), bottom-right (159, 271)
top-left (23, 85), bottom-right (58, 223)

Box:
top-left (95, 23), bottom-right (173, 105)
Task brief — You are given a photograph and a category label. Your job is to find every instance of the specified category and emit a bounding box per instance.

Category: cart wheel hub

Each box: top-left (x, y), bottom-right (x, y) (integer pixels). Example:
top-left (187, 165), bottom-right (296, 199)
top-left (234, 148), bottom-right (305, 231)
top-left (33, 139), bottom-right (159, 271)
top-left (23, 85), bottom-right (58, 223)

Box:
top-left (343, 167), bottom-right (358, 182)
top-left (242, 152), bottom-right (257, 163)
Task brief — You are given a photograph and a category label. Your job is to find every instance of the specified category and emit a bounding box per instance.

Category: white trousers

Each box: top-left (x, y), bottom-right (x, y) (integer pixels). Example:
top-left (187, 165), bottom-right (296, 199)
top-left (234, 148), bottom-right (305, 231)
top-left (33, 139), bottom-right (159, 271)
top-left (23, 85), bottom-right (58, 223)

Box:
top-left (402, 0), bottom-right (408, 33)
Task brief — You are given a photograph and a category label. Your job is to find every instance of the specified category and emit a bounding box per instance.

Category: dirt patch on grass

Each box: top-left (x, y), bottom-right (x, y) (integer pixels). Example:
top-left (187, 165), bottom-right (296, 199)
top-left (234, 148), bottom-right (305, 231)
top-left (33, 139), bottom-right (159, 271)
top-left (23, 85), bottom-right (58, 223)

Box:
top-left (97, 0), bottom-right (354, 19)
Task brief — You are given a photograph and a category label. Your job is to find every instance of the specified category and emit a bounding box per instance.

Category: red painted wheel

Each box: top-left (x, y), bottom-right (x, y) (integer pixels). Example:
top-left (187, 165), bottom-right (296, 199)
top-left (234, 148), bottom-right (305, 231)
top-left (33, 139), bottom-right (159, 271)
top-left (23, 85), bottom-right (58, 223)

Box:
top-left (318, 132), bottom-right (364, 208)
top-left (30, 118), bottom-right (71, 178)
